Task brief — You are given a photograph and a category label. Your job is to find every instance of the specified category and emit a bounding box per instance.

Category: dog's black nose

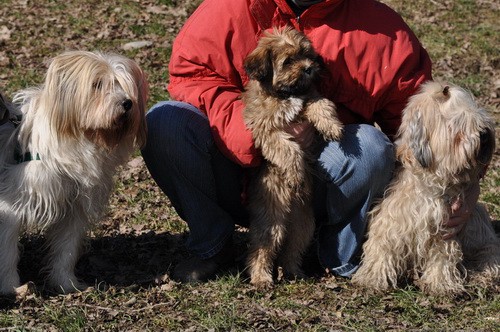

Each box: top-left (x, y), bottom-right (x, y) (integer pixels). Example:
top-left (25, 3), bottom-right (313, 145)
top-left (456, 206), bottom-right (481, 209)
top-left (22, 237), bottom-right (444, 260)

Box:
top-left (122, 99), bottom-right (133, 111)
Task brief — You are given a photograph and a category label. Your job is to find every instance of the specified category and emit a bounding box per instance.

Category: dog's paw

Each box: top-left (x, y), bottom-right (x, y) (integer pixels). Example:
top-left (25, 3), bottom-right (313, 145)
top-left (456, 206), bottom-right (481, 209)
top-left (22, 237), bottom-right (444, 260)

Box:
top-left (320, 122), bottom-right (343, 142)
top-left (280, 263), bottom-right (306, 280)
top-left (351, 268), bottom-right (393, 292)
top-left (466, 266), bottom-right (500, 288)
top-left (49, 278), bottom-right (88, 294)
top-left (416, 277), bottom-right (465, 295)
top-left (0, 282), bottom-right (36, 304)
top-left (250, 274), bottom-right (274, 290)
top-left (304, 98), bottom-right (343, 141)
top-left (251, 280), bottom-right (274, 291)
top-left (14, 282), bottom-right (36, 301)
top-left (282, 270), bottom-right (307, 282)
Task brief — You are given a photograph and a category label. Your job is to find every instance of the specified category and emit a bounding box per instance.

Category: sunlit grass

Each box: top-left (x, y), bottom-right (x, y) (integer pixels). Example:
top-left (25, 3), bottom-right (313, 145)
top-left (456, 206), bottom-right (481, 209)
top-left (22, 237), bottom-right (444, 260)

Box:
top-left (0, 0), bottom-right (498, 331)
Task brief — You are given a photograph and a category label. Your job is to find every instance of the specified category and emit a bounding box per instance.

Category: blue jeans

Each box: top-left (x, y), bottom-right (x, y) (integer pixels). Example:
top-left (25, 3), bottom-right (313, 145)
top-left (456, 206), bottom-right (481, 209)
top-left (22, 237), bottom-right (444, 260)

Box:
top-left (141, 101), bottom-right (395, 276)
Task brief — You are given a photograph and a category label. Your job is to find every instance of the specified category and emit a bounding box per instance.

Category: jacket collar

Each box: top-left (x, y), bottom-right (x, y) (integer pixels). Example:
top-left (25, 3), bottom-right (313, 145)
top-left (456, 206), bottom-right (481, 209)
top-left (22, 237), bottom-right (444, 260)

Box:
top-left (250, 0), bottom-right (344, 29)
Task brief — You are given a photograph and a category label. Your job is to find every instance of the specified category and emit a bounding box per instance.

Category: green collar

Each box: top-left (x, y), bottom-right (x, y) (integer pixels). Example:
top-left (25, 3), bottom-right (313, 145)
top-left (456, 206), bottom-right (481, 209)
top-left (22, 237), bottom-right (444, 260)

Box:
top-left (15, 150), bottom-right (41, 163)
top-left (2, 112), bottom-right (39, 164)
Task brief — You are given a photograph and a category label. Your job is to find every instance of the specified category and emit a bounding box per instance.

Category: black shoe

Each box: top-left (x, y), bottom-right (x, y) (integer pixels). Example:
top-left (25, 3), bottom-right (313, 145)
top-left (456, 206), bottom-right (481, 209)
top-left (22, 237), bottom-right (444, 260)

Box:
top-left (172, 240), bottom-right (235, 283)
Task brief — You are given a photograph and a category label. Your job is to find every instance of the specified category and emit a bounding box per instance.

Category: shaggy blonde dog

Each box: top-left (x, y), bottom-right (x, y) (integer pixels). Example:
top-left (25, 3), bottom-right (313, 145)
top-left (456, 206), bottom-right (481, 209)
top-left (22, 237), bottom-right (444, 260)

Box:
top-left (0, 51), bottom-right (148, 296)
top-left (352, 81), bottom-right (499, 294)
top-left (242, 27), bottom-right (343, 288)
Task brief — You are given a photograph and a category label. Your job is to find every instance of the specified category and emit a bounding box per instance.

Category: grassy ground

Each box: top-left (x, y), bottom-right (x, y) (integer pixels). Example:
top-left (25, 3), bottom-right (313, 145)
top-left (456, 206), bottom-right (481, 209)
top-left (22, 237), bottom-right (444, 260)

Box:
top-left (0, 0), bottom-right (499, 330)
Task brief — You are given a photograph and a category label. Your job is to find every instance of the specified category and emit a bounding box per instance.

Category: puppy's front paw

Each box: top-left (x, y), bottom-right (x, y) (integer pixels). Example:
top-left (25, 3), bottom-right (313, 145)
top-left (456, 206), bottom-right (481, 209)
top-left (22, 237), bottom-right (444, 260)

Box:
top-left (305, 99), bottom-right (343, 141)
top-left (250, 268), bottom-right (274, 290)
top-left (251, 277), bottom-right (274, 291)
top-left (321, 121), bottom-right (343, 142)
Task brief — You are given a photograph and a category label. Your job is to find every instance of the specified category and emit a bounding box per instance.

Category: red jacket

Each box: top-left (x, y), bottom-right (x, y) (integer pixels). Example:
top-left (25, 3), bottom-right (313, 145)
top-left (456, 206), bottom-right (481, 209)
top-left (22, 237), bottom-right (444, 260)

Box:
top-left (168, 0), bottom-right (432, 167)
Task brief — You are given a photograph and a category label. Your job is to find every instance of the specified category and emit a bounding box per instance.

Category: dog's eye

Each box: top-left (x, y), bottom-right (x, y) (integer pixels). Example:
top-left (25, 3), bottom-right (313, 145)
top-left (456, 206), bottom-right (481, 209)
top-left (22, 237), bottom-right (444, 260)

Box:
top-left (283, 57), bottom-right (292, 66)
top-left (93, 81), bottom-right (103, 91)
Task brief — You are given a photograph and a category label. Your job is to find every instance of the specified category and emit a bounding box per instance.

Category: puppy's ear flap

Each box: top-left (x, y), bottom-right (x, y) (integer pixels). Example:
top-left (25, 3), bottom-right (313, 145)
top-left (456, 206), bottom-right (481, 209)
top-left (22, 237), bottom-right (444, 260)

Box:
top-left (407, 111), bottom-right (433, 168)
top-left (244, 46), bottom-right (272, 82)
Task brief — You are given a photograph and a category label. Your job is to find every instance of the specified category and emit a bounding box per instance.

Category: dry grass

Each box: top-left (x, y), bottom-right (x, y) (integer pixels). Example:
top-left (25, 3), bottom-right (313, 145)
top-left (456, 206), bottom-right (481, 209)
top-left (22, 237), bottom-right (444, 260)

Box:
top-left (0, 0), bottom-right (498, 330)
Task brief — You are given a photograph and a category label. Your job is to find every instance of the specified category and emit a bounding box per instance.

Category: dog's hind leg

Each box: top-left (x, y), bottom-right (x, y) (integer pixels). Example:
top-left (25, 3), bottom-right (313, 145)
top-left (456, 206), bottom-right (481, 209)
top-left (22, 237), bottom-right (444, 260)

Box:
top-left (44, 212), bottom-right (88, 293)
top-left (278, 196), bottom-right (315, 279)
top-left (460, 204), bottom-right (500, 282)
top-left (0, 211), bottom-right (22, 295)
top-left (247, 170), bottom-right (292, 289)
top-left (247, 219), bottom-right (287, 289)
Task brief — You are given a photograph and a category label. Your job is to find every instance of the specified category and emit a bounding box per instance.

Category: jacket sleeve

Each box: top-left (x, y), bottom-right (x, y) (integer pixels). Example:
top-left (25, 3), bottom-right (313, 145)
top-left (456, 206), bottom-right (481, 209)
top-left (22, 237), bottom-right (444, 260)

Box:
top-left (167, 0), bottom-right (261, 167)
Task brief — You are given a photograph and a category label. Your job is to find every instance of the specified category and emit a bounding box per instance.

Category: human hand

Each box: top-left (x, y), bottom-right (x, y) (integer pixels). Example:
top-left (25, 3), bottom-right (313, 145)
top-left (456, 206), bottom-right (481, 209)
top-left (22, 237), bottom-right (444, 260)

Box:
top-left (442, 180), bottom-right (481, 239)
top-left (284, 121), bottom-right (316, 150)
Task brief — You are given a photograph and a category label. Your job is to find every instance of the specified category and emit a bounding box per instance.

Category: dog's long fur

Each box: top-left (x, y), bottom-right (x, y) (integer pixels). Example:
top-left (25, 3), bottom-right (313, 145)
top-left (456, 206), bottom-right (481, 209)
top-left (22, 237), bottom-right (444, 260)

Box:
top-left (242, 27), bottom-right (343, 288)
top-left (352, 81), bottom-right (499, 294)
top-left (0, 51), bottom-right (148, 295)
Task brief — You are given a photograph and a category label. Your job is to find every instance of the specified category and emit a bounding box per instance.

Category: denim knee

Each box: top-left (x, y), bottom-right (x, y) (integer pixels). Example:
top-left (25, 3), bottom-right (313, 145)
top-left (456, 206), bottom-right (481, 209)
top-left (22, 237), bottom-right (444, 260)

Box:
top-left (317, 124), bottom-right (395, 189)
top-left (144, 101), bottom-right (212, 154)
top-left (144, 102), bottom-right (177, 154)
top-left (354, 124), bottom-right (395, 189)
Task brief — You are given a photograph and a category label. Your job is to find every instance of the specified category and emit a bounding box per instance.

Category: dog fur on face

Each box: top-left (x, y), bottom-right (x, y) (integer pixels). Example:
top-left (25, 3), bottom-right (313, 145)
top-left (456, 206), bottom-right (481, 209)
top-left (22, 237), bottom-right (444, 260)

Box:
top-left (0, 51), bottom-right (148, 296)
top-left (243, 27), bottom-right (343, 289)
top-left (352, 81), bottom-right (499, 295)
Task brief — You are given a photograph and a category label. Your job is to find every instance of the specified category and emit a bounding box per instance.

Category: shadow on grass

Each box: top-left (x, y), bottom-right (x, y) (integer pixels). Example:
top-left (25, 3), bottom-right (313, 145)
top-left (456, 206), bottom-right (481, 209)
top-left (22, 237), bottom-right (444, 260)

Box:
top-left (11, 227), bottom-right (326, 300)
top-left (16, 231), bottom-right (185, 291)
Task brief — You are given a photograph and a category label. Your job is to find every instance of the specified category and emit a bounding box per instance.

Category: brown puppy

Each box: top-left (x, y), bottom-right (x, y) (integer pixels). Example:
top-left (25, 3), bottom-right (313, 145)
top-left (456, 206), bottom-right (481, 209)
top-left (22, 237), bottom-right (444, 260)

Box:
top-left (243, 27), bottom-right (343, 288)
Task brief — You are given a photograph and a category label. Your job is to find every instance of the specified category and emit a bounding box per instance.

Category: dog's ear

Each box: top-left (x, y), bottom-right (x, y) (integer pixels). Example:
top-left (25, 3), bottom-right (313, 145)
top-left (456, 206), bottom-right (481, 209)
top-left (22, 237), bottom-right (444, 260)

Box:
top-left (477, 127), bottom-right (495, 166)
top-left (244, 46), bottom-right (273, 83)
top-left (442, 85), bottom-right (450, 97)
top-left (129, 63), bottom-right (149, 149)
top-left (408, 112), bottom-right (433, 168)
top-left (433, 85), bottom-right (452, 103)
top-left (42, 54), bottom-right (81, 138)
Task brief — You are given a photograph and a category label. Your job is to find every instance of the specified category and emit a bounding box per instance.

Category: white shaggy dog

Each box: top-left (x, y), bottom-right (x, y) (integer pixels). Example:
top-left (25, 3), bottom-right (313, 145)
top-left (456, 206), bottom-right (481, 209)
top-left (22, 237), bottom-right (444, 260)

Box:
top-left (0, 51), bottom-right (148, 296)
top-left (352, 81), bottom-right (499, 295)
